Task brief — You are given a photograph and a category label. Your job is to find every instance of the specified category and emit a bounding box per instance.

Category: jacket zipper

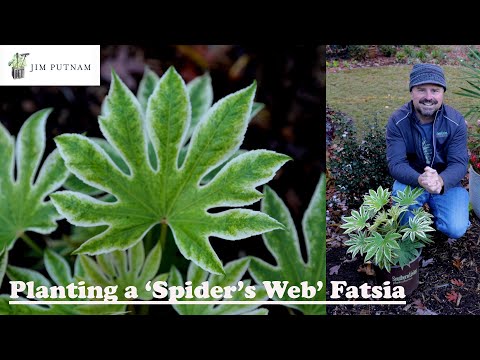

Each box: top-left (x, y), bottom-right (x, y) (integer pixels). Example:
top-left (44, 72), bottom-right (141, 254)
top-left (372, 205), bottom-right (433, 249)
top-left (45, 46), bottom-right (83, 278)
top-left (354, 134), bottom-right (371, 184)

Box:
top-left (431, 107), bottom-right (440, 167)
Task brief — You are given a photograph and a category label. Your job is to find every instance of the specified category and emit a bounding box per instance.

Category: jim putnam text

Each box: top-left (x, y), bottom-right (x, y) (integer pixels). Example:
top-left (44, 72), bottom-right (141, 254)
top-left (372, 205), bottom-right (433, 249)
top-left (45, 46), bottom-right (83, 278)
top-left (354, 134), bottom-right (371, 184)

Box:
top-left (30, 63), bottom-right (92, 72)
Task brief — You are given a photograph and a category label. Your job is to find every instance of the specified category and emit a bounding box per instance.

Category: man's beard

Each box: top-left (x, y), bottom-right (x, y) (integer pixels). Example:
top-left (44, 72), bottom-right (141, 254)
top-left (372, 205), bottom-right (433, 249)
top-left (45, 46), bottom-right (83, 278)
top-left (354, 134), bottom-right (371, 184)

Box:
top-left (416, 100), bottom-right (439, 117)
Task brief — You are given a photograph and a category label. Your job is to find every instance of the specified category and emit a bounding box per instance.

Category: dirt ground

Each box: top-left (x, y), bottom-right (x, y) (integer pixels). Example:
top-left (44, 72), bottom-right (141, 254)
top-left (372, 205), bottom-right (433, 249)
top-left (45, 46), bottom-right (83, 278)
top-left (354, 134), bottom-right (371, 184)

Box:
top-left (326, 217), bottom-right (480, 315)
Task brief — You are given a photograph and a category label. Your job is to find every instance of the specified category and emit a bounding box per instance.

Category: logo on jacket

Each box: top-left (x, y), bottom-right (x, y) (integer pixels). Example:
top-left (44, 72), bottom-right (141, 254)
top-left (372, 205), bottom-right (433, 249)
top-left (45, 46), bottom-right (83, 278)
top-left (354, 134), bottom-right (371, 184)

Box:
top-left (436, 131), bottom-right (448, 138)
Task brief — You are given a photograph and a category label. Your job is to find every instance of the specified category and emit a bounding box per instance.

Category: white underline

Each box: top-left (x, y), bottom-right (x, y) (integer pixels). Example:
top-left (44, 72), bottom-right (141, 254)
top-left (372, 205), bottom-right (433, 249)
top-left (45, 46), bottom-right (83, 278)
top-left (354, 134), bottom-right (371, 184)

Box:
top-left (9, 300), bottom-right (406, 305)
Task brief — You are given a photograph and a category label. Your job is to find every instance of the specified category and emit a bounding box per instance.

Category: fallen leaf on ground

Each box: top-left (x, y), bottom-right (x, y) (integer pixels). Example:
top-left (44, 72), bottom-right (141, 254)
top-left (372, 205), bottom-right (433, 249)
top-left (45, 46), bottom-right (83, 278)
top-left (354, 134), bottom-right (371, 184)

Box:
top-left (329, 264), bottom-right (341, 275)
top-left (452, 257), bottom-right (464, 270)
top-left (447, 238), bottom-right (458, 245)
top-left (412, 298), bottom-right (425, 310)
top-left (357, 263), bottom-right (375, 276)
top-left (456, 293), bottom-right (462, 307)
top-left (422, 258), bottom-right (434, 267)
top-left (416, 308), bottom-right (438, 315)
top-left (343, 255), bottom-right (358, 263)
top-left (445, 290), bottom-right (460, 303)
top-left (450, 279), bottom-right (465, 287)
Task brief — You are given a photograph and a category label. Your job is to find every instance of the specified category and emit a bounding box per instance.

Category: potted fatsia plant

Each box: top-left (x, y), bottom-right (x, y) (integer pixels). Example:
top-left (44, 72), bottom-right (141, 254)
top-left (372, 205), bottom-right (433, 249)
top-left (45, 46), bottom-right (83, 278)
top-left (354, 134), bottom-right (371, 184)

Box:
top-left (340, 185), bottom-right (435, 295)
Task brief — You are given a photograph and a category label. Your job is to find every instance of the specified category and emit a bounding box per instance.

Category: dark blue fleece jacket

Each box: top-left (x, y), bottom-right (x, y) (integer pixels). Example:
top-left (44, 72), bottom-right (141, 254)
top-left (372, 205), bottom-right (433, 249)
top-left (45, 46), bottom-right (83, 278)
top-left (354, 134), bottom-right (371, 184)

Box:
top-left (386, 101), bottom-right (468, 193)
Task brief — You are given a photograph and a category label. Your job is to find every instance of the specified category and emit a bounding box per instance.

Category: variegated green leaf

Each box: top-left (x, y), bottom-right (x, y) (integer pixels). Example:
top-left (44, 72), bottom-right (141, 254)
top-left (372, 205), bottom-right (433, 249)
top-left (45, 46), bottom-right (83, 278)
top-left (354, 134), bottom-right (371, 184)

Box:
top-left (171, 258), bottom-right (268, 315)
top-left (137, 66), bottom-right (160, 112)
top-left (51, 67), bottom-right (289, 275)
top-left (363, 186), bottom-right (390, 211)
top-left (251, 102), bottom-right (265, 119)
top-left (340, 206), bottom-right (371, 233)
top-left (0, 109), bottom-right (69, 255)
top-left (0, 295), bottom-right (51, 315)
top-left (249, 174), bottom-right (326, 315)
top-left (0, 251), bottom-right (119, 315)
top-left (345, 231), bottom-right (368, 258)
top-left (185, 72), bottom-right (213, 142)
top-left (0, 251), bottom-right (8, 287)
top-left (63, 137), bottom-right (129, 196)
top-left (394, 240), bottom-right (423, 269)
top-left (74, 70), bottom-right (261, 194)
top-left (3, 262), bottom-right (73, 315)
top-left (44, 249), bottom-right (73, 286)
top-left (75, 240), bottom-right (167, 301)
top-left (392, 185), bottom-right (424, 207)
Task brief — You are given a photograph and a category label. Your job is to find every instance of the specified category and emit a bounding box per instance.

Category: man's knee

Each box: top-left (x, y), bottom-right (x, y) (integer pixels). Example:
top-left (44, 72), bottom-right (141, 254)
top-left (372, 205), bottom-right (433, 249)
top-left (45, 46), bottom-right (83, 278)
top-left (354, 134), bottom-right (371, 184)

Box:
top-left (433, 186), bottom-right (470, 239)
top-left (438, 221), bottom-right (469, 239)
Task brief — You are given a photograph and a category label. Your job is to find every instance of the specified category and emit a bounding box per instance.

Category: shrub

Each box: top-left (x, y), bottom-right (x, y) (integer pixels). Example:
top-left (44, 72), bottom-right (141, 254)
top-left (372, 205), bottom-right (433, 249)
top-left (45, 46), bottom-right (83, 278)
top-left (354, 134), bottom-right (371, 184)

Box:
top-left (346, 45), bottom-right (369, 61)
top-left (415, 49), bottom-right (427, 62)
top-left (328, 109), bottom-right (393, 207)
top-left (395, 51), bottom-right (407, 62)
top-left (379, 45), bottom-right (397, 57)
top-left (431, 49), bottom-right (446, 62)
top-left (402, 46), bottom-right (415, 58)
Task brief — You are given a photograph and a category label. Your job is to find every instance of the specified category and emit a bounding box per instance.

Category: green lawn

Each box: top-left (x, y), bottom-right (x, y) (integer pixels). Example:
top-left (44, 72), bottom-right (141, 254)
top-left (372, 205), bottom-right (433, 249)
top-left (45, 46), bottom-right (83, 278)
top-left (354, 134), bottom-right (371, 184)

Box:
top-left (327, 65), bottom-right (480, 133)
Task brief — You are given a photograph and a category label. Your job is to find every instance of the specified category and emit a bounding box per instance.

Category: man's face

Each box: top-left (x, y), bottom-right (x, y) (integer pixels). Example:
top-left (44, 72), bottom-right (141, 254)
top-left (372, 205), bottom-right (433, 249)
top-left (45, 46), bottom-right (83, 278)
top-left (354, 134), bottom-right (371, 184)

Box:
top-left (411, 84), bottom-right (444, 118)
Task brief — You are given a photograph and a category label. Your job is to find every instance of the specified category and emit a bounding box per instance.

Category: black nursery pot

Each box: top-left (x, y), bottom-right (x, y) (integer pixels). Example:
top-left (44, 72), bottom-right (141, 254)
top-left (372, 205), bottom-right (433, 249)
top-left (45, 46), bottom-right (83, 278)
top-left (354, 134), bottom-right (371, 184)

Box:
top-left (376, 250), bottom-right (422, 296)
top-left (12, 68), bottom-right (25, 79)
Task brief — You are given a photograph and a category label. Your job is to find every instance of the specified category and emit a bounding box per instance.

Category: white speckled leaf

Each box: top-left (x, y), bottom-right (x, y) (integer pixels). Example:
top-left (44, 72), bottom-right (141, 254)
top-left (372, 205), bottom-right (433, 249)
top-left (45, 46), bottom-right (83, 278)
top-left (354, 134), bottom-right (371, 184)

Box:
top-left (0, 109), bottom-right (69, 254)
top-left (137, 66), bottom-right (160, 112)
top-left (1, 249), bottom-right (125, 315)
top-left (51, 67), bottom-right (288, 275)
top-left (185, 72), bottom-right (213, 142)
top-left (171, 258), bottom-right (268, 315)
top-left (249, 174), bottom-right (326, 315)
top-left (0, 251), bottom-right (8, 288)
top-left (44, 249), bottom-right (73, 287)
top-left (63, 138), bottom-right (129, 196)
top-left (75, 240), bottom-right (167, 301)
top-left (5, 250), bottom-right (119, 314)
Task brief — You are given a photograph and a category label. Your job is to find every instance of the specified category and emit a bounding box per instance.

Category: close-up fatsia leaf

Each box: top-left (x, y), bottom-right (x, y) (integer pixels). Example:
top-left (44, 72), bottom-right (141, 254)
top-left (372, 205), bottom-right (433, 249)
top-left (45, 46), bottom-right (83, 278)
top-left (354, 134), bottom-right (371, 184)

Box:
top-left (0, 109), bottom-right (69, 254)
top-left (51, 67), bottom-right (289, 275)
top-left (170, 258), bottom-right (268, 315)
top-left (249, 174), bottom-right (326, 315)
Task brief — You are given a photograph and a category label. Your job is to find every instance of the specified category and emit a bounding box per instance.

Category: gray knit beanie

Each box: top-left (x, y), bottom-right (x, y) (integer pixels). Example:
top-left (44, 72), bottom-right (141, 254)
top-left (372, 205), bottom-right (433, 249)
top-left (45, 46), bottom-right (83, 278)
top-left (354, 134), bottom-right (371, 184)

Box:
top-left (409, 63), bottom-right (447, 92)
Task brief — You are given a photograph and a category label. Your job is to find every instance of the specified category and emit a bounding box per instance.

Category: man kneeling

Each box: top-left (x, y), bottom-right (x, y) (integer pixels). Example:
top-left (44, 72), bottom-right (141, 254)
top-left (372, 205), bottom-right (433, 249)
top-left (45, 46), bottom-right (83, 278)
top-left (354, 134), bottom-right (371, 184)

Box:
top-left (386, 63), bottom-right (469, 239)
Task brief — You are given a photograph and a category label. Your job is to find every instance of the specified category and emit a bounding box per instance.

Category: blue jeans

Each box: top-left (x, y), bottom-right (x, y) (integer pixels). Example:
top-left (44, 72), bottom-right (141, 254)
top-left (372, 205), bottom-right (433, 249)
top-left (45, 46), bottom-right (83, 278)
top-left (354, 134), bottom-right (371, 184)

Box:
top-left (392, 181), bottom-right (470, 239)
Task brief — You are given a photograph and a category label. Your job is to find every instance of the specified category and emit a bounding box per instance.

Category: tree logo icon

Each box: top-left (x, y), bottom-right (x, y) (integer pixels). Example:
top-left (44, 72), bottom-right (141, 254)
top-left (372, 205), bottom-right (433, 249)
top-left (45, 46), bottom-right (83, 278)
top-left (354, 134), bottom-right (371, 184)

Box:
top-left (8, 52), bottom-right (30, 79)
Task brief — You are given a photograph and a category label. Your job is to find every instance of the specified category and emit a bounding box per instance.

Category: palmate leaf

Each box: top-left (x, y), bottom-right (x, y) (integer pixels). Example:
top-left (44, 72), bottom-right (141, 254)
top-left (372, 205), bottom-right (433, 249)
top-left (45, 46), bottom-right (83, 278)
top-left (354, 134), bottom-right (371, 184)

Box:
top-left (136, 68), bottom-right (264, 141)
top-left (68, 70), bottom-right (261, 197)
top-left (345, 230), bottom-right (368, 258)
top-left (75, 240), bottom-right (168, 302)
top-left (401, 213), bottom-right (435, 243)
top-left (364, 231), bottom-right (401, 272)
top-left (51, 67), bottom-right (289, 275)
top-left (362, 186), bottom-right (390, 211)
top-left (0, 250), bottom-right (120, 315)
top-left (0, 109), bottom-right (69, 253)
top-left (391, 185), bottom-right (424, 207)
top-left (340, 205), bottom-right (371, 233)
top-left (170, 258), bottom-right (268, 315)
top-left (394, 239), bottom-right (423, 269)
top-left (249, 174), bottom-right (326, 315)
